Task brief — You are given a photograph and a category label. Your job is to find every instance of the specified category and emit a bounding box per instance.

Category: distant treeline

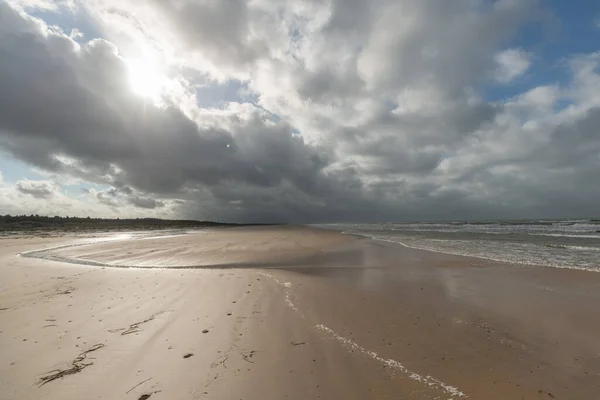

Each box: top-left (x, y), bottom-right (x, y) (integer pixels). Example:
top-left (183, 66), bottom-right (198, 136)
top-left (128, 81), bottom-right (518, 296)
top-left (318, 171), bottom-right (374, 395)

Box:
top-left (0, 214), bottom-right (242, 232)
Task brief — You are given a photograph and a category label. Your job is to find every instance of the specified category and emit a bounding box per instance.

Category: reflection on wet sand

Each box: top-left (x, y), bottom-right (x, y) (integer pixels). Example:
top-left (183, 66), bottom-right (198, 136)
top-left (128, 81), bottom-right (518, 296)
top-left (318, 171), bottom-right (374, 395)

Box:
top-left (2, 227), bottom-right (600, 399)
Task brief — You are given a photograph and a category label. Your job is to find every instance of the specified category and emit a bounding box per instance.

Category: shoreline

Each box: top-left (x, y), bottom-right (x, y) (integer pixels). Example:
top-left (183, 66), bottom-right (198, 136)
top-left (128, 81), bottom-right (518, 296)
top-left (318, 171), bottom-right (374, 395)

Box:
top-left (1, 226), bottom-right (599, 399)
top-left (331, 228), bottom-right (600, 273)
top-left (16, 224), bottom-right (600, 273)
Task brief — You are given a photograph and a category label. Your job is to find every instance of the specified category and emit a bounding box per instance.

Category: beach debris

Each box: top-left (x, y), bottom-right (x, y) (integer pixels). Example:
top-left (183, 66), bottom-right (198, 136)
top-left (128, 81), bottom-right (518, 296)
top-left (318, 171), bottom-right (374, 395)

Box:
top-left (291, 341), bottom-right (306, 346)
top-left (538, 389), bottom-right (555, 398)
top-left (183, 353), bottom-right (194, 359)
top-left (238, 349), bottom-right (256, 363)
top-left (114, 311), bottom-right (166, 335)
top-left (202, 329), bottom-right (209, 333)
top-left (122, 316), bottom-right (155, 335)
top-left (37, 343), bottom-right (105, 386)
top-left (204, 373), bottom-right (219, 388)
top-left (137, 390), bottom-right (161, 399)
top-left (211, 355), bottom-right (229, 369)
top-left (126, 377), bottom-right (152, 394)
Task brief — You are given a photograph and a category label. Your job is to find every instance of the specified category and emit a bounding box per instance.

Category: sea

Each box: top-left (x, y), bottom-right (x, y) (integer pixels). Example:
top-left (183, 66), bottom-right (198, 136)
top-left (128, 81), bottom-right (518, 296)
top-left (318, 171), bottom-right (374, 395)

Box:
top-left (316, 219), bottom-right (600, 272)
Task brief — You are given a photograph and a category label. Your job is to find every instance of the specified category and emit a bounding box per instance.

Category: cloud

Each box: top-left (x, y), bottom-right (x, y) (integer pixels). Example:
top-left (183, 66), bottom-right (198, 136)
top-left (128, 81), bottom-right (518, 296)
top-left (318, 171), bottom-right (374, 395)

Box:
top-left (87, 188), bottom-right (119, 208)
top-left (1, 1), bottom-right (600, 222)
top-left (87, 186), bottom-right (165, 209)
top-left (0, 178), bottom-right (178, 217)
top-left (0, 3), bottom-right (337, 219)
top-left (15, 179), bottom-right (57, 199)
top-left (8, 0), bottom-right (70, 11)
top-left (494, 48), bottom-right (533, 83)
top-left (127, 196), bottom-right (164, 209)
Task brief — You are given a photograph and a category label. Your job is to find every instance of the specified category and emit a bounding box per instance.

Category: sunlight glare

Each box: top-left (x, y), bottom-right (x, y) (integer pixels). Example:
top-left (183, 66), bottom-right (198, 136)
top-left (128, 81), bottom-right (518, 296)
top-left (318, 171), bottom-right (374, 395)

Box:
top-left (126, 59), bottom-right (164, 102)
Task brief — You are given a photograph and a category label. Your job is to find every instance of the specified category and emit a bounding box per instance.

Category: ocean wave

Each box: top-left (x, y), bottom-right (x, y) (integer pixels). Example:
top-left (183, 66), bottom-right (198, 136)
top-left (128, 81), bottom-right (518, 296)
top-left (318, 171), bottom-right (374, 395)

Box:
top-left (564, 245), bottom-right (600, 252)
top-left (529, 233), bottom-right (600, 239)
top-left (542, 244), bottom-right (600, 251)
top-left (342, 232), bottom-right (600, 273)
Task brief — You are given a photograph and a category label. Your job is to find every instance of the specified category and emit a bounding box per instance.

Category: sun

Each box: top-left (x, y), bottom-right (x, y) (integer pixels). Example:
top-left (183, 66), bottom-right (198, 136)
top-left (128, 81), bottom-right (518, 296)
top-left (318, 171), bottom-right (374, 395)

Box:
top-left (126, 59), bottom-right (164, 102)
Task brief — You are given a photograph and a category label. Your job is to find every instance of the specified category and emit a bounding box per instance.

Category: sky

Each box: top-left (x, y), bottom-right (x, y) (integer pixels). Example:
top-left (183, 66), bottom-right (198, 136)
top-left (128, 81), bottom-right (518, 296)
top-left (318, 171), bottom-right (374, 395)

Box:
top-left (0, 0), bottom-right (599, 223)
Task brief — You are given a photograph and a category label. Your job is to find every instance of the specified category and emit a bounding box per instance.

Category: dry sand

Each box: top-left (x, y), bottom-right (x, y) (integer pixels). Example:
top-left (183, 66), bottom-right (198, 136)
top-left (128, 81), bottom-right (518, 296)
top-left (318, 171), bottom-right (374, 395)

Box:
top-left (1, 226), bottom-right (599, 399)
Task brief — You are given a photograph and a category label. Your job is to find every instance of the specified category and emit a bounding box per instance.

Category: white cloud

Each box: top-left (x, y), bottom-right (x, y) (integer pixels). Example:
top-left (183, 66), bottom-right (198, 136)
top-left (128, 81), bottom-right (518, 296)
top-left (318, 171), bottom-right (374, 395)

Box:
top-left (8, 0), bottom-right (75, 12)
top-left (494, 48), bottom-right (533, 83)
top-left (0, 178), bottom-right (179, 218)
top-left (15, 179), bottom-right (57, 199)
top-left (69, 28), bottom-right (84, 40)
top-left (1, 1), bottom-right (600, 221)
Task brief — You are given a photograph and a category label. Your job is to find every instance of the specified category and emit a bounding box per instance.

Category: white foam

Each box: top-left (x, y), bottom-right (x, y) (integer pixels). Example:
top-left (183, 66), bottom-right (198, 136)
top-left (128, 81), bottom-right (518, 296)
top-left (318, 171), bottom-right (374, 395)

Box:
top-left (530, 233), bottom-right (600, 239)
top-left (347, 233), bottom-right (600, 273)
top-left (315, 324), bottom-right (466, 398)
top-left (258, 273), bottom-right (303, 315)
top-left (564, 245), bottom-right (600, 252)
top-left (258, 272), bottom-right (466, 399)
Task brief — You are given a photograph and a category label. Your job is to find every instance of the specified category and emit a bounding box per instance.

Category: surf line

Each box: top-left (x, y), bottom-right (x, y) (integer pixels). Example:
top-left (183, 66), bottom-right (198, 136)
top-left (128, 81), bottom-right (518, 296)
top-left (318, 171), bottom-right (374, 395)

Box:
top-left (258, 272), bottom-right (467, 399)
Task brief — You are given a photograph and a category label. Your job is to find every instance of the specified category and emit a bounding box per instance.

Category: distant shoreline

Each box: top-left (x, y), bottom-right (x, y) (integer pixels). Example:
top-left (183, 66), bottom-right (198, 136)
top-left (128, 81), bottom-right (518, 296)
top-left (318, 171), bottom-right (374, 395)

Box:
top-left (0, 214), bottom-right (272, 234)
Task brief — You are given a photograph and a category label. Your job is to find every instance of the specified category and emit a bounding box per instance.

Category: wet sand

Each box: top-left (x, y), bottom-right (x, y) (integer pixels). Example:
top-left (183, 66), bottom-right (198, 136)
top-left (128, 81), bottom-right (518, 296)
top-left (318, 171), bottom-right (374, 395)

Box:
top-left (1, 226), bottom-right (599, 399)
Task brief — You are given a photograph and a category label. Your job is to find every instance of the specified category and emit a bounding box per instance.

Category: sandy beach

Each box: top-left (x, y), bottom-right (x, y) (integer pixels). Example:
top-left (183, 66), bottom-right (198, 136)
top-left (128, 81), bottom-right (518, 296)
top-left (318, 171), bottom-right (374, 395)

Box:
top-left (1, 226), bottom-right (599, 400)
